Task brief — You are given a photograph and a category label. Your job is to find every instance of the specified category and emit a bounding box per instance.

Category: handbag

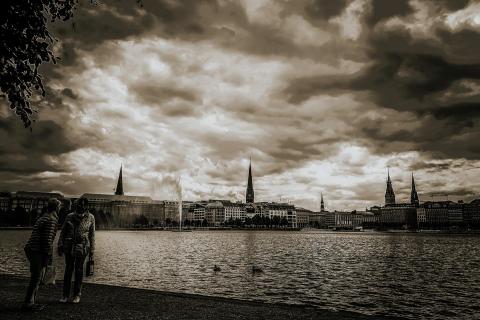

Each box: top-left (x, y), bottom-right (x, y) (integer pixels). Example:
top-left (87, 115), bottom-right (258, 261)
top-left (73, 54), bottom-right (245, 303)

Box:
top-left (86, 257), bottom-right (94, 277)
top-left (42, 265), bottom-right (56, 285)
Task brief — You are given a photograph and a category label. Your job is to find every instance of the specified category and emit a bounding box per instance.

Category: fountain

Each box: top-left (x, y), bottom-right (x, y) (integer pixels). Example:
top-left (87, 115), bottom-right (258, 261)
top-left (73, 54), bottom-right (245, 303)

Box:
top-left (172, 176), bottom-right (191, 232)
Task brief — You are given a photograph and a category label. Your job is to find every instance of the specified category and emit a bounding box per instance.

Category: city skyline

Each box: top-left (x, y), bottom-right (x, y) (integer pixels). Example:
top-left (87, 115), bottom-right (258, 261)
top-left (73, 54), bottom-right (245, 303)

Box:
top-left (1, 1), bottom-right (480, 211)
top-left (1, 161), bottom-right (474, 213)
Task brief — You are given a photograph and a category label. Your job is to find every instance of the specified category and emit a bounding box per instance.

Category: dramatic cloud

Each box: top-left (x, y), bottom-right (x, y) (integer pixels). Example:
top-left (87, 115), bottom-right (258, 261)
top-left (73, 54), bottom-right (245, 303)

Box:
top-left (2, 0), bottom-right (480, 210)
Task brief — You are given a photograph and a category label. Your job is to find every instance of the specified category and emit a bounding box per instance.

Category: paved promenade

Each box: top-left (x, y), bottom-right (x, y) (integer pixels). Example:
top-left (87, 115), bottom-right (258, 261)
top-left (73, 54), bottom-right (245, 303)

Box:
top-left (0, 274), bottom-right (403, 320)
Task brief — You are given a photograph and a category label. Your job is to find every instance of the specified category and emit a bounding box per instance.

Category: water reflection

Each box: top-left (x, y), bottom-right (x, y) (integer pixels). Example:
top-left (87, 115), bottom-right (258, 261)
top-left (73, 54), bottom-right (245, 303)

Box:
top-left (1, 230), bottom-right (479, 319)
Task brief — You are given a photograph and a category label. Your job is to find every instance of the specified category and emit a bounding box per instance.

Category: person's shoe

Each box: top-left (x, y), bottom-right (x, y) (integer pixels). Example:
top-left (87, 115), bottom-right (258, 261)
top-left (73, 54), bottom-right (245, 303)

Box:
top-left (71, 295), bottom-right (81, 304)
top-left (59, 297), bottom-right (68, 303)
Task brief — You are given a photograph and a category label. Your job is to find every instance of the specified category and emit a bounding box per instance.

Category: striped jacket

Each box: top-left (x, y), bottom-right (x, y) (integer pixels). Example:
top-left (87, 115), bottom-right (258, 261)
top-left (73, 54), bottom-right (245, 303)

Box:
top-left (24, 211), bottom-right (59, 256)
top-left (58, 212), bottom-right (95, 256)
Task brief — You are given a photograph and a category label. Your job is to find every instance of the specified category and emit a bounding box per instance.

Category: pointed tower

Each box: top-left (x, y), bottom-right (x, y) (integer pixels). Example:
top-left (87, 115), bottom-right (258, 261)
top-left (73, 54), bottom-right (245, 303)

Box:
top-left (246, 159), bottom-right (254, 203)
top-left (115, 165), bottom-right (124, 196)
top-left (320, 193), bottom-right (325, 212)
top-left (411, 173), bottom-right (419, 207)
top-left (384, 168), bottom-right (395, 206)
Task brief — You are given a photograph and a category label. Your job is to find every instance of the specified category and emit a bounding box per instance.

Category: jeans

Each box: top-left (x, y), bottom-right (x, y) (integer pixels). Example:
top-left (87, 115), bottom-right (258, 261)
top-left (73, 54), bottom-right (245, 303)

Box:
top-left (24, 250), bottom-right (47, 304)
top-left (63, 254), bottom-right (86, 298)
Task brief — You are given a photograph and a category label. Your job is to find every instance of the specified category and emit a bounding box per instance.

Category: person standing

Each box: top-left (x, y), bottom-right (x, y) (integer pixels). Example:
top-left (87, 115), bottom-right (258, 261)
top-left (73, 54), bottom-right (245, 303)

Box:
top-left (58, 197), bottom-right (95, 303)
top-left (23, 198), bottom-right (61, 310)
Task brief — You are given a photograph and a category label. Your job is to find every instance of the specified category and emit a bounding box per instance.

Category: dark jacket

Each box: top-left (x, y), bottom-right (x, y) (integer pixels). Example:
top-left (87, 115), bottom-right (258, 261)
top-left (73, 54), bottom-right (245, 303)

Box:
top-left (24, 211), bottom-right (59, 257)
top-left (58, 212), bottom-right (95, 256)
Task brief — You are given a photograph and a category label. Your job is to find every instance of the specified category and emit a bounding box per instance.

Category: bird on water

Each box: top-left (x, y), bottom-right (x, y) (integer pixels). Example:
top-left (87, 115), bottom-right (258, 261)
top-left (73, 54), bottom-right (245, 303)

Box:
top-left (251, 265), bottom-right (263, 273)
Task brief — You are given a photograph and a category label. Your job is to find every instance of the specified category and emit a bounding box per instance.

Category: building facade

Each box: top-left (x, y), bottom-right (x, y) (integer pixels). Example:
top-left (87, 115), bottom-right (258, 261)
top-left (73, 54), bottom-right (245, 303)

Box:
top-left (205, 201), bottom-right (225, 226)
top-left (224, 203), bottom-right (246, 222)
top-left (379, 204), bottom-right (417, 229)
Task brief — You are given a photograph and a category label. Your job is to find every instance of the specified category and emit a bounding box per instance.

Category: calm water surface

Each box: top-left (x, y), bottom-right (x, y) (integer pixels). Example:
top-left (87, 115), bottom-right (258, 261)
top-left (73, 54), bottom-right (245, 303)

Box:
top-left (1, 230), bottom-right (479, 319)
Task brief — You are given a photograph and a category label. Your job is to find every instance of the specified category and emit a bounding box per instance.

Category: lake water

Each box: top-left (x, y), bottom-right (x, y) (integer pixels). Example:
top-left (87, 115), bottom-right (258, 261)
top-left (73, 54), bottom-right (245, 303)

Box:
top-left (1, 230), bottom-right (479, 319)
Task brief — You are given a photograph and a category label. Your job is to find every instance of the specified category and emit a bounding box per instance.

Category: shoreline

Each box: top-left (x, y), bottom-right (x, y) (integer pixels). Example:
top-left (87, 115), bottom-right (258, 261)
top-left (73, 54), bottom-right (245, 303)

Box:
top-left (2, 226), bottom-right (480, 235)
top-left (0, 274), bottom-right (403, 320)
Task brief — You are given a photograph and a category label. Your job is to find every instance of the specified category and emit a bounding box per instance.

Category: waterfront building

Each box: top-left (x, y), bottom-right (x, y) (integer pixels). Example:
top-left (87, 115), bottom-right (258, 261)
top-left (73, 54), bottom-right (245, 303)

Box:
top-left (308, 211), bottom-right (326, 228)
top-left (263, 202), bottom-right (297, 228)
top-left (224, 202), bottom-right (246, 221)
top-left (415, 207), bottom-right (426, 228)
top-left (379, 204), bottom-right (417, 229)
top-left (378, 172), bottom-right (421, 229)
top-left (81, 167), bottom-right (165, 227)
top-left (324, 211), bottom-right (335, 228)
top-left (0, 192), bottom-right (11, 213)
top-left (246, 159), bottom-right (254, 203)
top-left (361, 211), bottom-right (377, 228)
top-left (192, 203), bottom-right (206, 222)
top-left (419, 201), bottom-right (464, 229)
top-left (464, 199), bottom-right (480, 229)
top-left (164, 200), bottom-right (179, 223)
top-left (81, 193), bottom-right (163, 227)
top-left (385, 169), bottom-right (396, 205)
top-left (182, 201), bottom-right (195, 222)
top-left (447, 202), bottom-right (463, 227)
top-left (324, 211), bottom-right (368, 230)
top-left (295, 207), bottom-right (312, 228)
top-left (205, 201), bottom-right (225, 226)
top-left (11, 191), bottom-right (65, 212)
top-left (0, 191), bottom-right (70, 226)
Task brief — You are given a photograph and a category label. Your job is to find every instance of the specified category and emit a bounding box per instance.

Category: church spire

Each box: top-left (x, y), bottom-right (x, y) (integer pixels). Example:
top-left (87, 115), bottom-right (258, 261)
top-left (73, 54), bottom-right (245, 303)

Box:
top-left (320, 193), bottom-right (325, 212)
top-left (411, 173), bottom-right (419, 207)
top-left (246, 158), bottom-right (254, 203)
top-left (385, 168), bottom-right (395, 206)
top-left (115, 164), bottom-right (124, 196)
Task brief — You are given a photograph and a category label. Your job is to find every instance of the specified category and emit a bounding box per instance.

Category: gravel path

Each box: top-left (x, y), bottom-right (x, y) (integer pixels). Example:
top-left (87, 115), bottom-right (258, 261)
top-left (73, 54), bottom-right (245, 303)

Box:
top-left (0, 274), bottom-right (403, 320)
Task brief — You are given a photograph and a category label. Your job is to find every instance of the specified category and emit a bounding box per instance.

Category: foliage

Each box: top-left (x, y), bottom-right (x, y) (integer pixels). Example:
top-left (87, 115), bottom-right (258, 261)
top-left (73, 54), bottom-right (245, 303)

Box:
top-left (0, 0), bottom-right (80, 127)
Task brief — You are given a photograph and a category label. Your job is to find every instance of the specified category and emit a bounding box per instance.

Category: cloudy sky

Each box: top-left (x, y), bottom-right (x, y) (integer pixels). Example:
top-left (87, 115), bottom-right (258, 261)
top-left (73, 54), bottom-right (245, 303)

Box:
top-left (1, 0), bottom-right (480, 211)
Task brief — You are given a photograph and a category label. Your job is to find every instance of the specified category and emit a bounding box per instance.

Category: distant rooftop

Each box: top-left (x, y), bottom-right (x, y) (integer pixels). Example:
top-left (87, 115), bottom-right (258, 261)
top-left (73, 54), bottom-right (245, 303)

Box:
top-left (81, 193), bottom-right (152, 203)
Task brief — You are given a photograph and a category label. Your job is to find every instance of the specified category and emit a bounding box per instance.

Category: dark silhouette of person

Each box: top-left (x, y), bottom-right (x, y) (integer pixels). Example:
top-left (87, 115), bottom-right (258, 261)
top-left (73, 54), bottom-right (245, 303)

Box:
top-left (58, 197), bottom-right (95, 303)
top-left (23, 198), bottom-right (61, 310)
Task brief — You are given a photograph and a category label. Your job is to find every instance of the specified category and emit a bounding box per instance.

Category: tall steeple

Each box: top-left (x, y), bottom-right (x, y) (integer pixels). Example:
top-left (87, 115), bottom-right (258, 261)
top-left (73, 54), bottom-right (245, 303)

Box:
top-left (115, 164), bottom-right (124, 196)
top-left (411, 173), bottom-right (419, 207)
top-left (320, 193), bottom-right (325, 212)
top-left (384, 168), bottom-right (395, 206)
top-left (246, 158), bottom-right (254, 203)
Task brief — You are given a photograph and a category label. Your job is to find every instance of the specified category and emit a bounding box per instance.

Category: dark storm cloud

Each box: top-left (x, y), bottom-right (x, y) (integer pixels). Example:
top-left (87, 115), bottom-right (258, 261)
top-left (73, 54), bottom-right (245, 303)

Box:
top-left (46, 0), bottom-right (346, 73)
top-left (61, 88), bottom-right (78, 100)
top-left (438, 0), bottom-right (471, 11)
top-left (131, 83), bottom-right (200, 117)
top-left (420, 185), bottom-right (479, 203)
top-left (366, 0), bottom-right (412, 26)
top-left (49, 0), bottom-right (222, 64)
top-left (0, 118), bottom-right (77, 155)
top-left (0, 117), bottom-right (78, 174)
top-left (305, 0), bottom-right (349, 20)
top-left (286, 51), bottom-right (480, 109)
top-left (409, 160), bottom-right (466, 172)
top-left (283, 1), bottom-right (480, 160)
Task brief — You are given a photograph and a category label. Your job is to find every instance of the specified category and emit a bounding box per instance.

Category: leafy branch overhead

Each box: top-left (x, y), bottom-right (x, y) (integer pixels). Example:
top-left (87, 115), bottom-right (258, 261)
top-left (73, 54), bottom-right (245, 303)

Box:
top-left (0, 0), bottom-right (80, 128)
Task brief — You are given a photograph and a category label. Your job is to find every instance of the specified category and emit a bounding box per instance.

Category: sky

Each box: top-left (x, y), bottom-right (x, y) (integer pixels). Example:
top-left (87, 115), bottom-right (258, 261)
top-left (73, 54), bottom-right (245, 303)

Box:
top-left (1, 0), bottom-right (480, 211)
